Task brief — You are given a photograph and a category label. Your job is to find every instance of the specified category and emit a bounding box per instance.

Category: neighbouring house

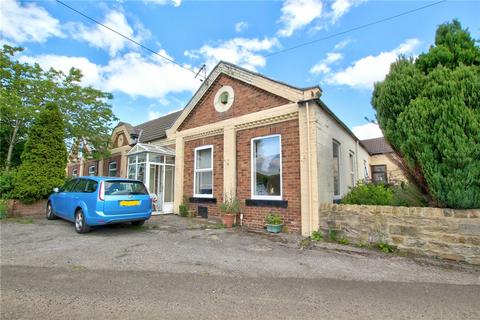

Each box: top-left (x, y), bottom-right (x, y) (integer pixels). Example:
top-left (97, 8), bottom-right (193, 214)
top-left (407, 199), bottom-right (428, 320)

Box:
top-left (361, 137), bottom-right (407, 185)
top-left (68, 61), bottom-right (382, 236)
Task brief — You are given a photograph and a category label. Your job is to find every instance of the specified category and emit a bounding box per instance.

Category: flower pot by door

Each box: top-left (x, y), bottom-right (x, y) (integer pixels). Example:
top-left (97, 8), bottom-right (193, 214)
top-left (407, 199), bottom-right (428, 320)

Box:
top-left (222, 214), bottom-right (235, 228)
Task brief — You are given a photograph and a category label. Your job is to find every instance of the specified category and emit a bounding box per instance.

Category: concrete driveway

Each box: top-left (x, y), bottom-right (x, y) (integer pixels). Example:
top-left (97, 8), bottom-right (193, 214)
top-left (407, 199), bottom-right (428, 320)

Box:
top-left (1, 215), bottom-right (480, 319)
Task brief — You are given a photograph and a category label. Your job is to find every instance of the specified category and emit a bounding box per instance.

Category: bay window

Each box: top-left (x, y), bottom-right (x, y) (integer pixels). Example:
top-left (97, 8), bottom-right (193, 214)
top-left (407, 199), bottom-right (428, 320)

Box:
top-left (194, 145), bottom-right (213, 197)
top-left (251, 135), bottom-right (282, 200)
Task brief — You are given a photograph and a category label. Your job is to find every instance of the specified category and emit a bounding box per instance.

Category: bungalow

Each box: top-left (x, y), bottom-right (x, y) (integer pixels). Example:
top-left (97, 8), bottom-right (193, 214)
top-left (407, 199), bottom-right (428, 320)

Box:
top-left (67, 61), bottom-right (374, 236)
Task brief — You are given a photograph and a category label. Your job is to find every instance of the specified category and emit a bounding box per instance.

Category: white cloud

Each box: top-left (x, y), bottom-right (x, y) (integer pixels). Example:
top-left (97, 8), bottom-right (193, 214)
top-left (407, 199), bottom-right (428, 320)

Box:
top-left (148, 111), bottom-right (162, 120)
top-left (330, 0), bottom-right (365, 23)
top-left (144, 0), bottom-right (182, 6)
top-left (352, 123), bottom-right (383, 140)
top-left (334, 38), bottom-right (352, 50)
top-left (325, 38), bottom-right (420, 89)
top-left (21, 50), bottom-right (201, 100)
top-left (68, 10), bottom-right (148, 57)
top-left (235, 21), bottom-right (249, 33)
top-left (0, 0), bottom-right (63, 43)
top-left (310, 52), bottom-right (343, 74)
top-left (278, 0), bottom-right (323, 37)
top-left (19, 54), bottom-right (102, 86)
top-left (185, 37), bottom-right (279, 72)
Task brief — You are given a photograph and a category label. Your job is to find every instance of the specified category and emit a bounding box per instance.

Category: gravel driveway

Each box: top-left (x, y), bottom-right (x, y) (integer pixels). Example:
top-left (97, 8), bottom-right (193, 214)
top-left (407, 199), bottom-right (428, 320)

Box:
top-left (1, 215), bottom-right (480, 319)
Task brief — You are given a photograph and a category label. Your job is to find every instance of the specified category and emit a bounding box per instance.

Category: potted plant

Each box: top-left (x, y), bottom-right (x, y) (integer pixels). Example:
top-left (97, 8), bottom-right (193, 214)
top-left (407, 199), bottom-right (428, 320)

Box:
top-left (265, 212), bottom-right (283, 233)
top-left (219, 195), bottom-right (240, 228)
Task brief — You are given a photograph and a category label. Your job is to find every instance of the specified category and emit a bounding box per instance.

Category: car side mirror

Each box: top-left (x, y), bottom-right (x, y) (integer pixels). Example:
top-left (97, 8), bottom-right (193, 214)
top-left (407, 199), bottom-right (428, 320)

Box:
top-left (53, 187), bottom-right (59, 193)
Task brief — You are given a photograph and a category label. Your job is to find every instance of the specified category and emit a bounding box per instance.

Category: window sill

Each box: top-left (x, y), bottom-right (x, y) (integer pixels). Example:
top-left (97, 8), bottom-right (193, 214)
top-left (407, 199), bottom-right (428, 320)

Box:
top-left (189, 197), bottom-right (217, 204)
top-left (245, 199), bottom-right (288, 208)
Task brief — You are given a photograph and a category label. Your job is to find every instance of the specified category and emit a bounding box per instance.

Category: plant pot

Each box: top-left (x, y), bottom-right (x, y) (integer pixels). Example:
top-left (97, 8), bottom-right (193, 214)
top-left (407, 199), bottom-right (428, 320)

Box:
top-left (266, 224), bottom-right (282, 233)
top-left (222, 213), bottom-right (236, 228)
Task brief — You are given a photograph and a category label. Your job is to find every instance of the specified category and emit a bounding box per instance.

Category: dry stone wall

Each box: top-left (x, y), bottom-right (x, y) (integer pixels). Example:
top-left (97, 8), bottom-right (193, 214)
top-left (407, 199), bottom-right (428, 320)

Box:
top-left (318, 203), bottom-right (480, 265)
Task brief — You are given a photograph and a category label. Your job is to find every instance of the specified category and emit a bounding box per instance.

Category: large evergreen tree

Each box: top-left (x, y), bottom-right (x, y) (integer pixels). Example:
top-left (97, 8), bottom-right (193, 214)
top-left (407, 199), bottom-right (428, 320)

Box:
top-left (13, 103), bottom-right (68, 203)
top-left (372, 20), bottom-right (480, 209)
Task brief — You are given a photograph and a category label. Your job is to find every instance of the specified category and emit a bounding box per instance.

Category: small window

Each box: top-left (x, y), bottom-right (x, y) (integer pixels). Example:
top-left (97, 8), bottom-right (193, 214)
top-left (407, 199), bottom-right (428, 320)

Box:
top-left (364, 160), bottom-right (369, 180)
top-left (72, 169), bottom-right (78, 177)
top-left (88, 165), bottom-right (96, 176)
top-left (332, 141), bottom-right (340, 198)
top-left (349, 151), bottom-right (356, 187)
top-left (85, 180), bottom-right (98, 193)
top-left (371, 165), bottom-right (387, 184)
top-left (72, 179), bottom-right (89, 193)
top-left (108, 161), bottom-right (117, 177)
top-left (251, 135), bottom-right (282, 200)
top-left (194, 146), bottom-right (213, 197)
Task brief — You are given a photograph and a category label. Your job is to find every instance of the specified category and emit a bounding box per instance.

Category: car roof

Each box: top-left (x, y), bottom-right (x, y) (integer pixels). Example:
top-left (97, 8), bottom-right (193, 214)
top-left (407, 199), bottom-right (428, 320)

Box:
top-left (76, 176), bottom-right (142, 183)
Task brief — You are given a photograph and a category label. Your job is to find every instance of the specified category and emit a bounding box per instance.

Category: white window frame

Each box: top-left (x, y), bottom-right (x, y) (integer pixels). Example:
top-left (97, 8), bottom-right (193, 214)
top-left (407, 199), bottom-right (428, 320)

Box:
top-left (251, 134), bottom-right (283, 200)
top-left (333, 140), bottom-right (341, 200)
top-left (72, 169), bottom-right (78, 177)
top-left (193, 145), bottom-right (214, 198)
top-left (349, 151), bottom-right (356, 188)
top-left (108, 161), bottom-right (117, 177)
top-left (88, 165), bottom-right (96, 176)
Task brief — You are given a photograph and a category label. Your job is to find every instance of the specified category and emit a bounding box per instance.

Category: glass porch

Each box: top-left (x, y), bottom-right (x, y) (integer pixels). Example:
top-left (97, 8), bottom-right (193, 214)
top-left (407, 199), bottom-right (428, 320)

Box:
top-left (127, 143), bottom-right (175, 214)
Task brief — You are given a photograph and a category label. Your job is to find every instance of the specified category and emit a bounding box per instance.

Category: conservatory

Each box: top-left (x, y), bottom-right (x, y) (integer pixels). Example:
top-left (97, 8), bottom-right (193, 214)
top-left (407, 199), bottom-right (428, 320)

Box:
top-left (127, 143), bottom-right (175, 214)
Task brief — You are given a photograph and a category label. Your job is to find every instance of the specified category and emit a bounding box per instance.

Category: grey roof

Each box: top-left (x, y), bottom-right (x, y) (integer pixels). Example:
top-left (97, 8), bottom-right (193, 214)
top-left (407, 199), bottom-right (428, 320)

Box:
top-left (132, 110), bottom-right (182, 143)
top-left (361, 137), bottom-right (394, 155)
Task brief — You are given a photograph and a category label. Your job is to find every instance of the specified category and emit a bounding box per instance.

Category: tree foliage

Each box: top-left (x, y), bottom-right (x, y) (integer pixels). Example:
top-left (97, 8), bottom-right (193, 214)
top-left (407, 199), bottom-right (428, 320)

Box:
top-left (13, 104), bottom-right (68, 203)
top-left (372, 20), bottom-right (480, 209)
top-left (0, 45), bottom-right (117, 170)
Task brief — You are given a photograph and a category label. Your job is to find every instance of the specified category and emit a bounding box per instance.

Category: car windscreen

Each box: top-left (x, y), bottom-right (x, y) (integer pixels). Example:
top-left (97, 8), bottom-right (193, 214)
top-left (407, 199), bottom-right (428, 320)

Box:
top-left (104, 181), bottom-right (149, 196)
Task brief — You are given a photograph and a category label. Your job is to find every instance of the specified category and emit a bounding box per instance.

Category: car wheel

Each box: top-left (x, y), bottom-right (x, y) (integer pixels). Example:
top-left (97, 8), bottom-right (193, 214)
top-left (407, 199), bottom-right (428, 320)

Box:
top-left (131, 220), bottom-right (145, 227)
top-left (75, 209), bottom-right (90, 234)
top-left (46, 201), bottom-right (57, 220)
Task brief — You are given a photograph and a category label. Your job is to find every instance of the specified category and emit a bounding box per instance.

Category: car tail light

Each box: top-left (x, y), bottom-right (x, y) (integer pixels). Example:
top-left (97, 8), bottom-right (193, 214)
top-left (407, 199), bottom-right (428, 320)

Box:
top-left (98, 181), bottom-right (105, 201)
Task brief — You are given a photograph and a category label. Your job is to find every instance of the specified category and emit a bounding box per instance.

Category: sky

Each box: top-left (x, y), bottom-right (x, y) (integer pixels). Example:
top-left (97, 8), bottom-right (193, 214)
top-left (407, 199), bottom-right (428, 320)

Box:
top-left (1, 0), bottom-right (479, 140)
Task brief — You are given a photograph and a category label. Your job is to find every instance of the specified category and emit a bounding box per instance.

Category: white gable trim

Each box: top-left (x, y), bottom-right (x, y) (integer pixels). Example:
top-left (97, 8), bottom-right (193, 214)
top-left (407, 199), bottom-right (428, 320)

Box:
top-left (167, 62), bottom-right (308, 135)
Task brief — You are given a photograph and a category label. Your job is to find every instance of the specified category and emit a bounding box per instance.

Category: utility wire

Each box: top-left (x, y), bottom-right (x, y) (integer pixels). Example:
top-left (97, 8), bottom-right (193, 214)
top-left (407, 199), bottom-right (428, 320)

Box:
top-left (265, 0), bottom-right (446, 57)
top-left (55, 0), bottom-right (202, 79)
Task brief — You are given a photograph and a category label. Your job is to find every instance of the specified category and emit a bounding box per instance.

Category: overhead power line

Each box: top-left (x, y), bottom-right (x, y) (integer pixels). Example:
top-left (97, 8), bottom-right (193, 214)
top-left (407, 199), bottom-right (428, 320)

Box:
top-left (265, 0), bottom-right (446, 57)
top-left (55, 0), bottom-right (203, 79)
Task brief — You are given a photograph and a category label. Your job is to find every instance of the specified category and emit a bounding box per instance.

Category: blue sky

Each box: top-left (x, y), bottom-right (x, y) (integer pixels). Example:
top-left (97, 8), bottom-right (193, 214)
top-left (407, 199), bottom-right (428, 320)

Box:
top-left (1, 0), bottom-right (479, 139)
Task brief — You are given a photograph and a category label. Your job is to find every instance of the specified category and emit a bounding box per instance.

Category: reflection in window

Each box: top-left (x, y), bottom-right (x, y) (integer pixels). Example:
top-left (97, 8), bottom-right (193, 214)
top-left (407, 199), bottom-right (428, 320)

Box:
top-left (333, 141), bottom-right (340, 197)
top-left (194, 146), bottom-right (213, 197)
top-left (252, 135), bottom-right (281, 199)
top-left (349, 151), bottom-right (356, 187)
top-left (108, 161), bottom-right (117, 177)
top-left (372, 165), bottom-right (387, 184)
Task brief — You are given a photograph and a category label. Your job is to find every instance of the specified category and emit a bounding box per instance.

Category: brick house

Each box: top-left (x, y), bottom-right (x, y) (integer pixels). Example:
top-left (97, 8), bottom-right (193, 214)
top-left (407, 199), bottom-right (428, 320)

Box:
top-left (68, 62), bottom-right (375, 236)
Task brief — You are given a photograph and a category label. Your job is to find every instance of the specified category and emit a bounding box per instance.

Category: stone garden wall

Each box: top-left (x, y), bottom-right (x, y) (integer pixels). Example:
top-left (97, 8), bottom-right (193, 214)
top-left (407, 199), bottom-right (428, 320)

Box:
top-left (318, 203), bottom-right (480, 265)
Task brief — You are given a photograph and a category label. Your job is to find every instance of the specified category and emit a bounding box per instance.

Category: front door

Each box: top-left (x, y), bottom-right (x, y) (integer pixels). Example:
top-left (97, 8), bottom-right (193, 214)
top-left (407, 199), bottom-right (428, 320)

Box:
top-left (148, 164), bottom-right (163, 213)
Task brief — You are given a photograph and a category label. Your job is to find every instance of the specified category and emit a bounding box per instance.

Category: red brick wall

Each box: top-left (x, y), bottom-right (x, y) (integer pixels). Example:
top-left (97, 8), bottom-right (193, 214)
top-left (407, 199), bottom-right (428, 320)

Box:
top-left (7, 199), bottom-right (47, 217)
top-left (67, 163), bottom-right (80, 177)
top-left (179, 74), bottom-right (290, 131)
top-left (184, 135), bottom-right (224, 217)
top-left (236, 119), bottom-right (301, 233)
top-left (85, 160), bottom-right (99, 176)
top-left (103, 153), bottom-right (122, 177)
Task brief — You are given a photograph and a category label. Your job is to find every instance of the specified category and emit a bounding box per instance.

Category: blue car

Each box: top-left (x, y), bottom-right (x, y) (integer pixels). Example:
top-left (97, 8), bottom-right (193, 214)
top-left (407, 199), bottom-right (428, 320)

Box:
top-left (47, 177), bottom-right (152, 233)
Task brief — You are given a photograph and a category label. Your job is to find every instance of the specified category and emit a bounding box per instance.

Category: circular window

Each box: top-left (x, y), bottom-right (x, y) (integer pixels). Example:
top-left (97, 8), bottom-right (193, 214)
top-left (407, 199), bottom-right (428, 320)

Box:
top-left (214, 86), bottom-right (234, 112)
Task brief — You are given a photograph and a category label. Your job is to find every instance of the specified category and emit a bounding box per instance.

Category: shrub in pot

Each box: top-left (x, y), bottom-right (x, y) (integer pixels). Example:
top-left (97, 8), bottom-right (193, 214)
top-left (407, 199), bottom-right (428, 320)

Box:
top-left (265, 212), bottom-right (283, 233)
top-left (219, 195), bottom-right (240, 228)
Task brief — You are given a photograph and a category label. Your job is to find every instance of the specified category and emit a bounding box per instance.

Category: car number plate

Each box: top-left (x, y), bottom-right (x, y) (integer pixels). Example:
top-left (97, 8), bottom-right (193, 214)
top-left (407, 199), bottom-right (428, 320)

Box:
top-left (120, 200), bottom-right (140, 206)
